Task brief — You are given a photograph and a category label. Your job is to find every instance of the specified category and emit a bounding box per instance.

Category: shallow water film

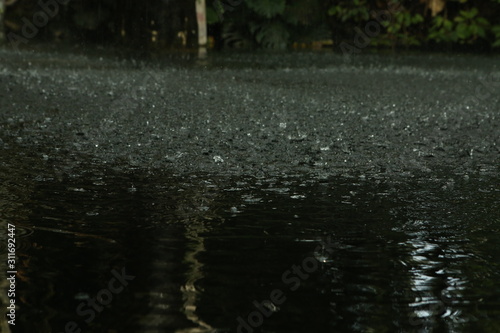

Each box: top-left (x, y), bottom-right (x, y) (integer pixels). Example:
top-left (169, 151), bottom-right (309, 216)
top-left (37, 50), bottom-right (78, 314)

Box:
top-left (1, 145), bottom-right (499, 333)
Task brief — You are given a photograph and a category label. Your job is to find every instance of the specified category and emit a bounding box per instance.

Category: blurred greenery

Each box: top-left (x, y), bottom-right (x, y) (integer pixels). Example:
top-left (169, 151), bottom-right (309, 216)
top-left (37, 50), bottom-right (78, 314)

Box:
top-left (327, 0), bottom-right (370, 23)
top-left (373, 8), bottom-right (425, 47)
top-left (1, 0), bottom-right (500, 50)
top-left (210, 0), bottom-right (329, 49)
top-left (427, 8), bottom-right (491, 45)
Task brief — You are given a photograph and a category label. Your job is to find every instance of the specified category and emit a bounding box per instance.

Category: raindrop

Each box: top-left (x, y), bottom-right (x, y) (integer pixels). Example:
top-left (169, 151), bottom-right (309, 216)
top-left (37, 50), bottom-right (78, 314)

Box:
top-left (74, 293), bottom-right (90, 300)
top-left (213, 156), bottom-right (224, 163)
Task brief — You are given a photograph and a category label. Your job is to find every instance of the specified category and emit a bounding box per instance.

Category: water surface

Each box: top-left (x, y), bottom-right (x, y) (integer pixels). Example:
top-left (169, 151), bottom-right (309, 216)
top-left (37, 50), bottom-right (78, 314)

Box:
top-left (1, 144), bottom-right (499, 333)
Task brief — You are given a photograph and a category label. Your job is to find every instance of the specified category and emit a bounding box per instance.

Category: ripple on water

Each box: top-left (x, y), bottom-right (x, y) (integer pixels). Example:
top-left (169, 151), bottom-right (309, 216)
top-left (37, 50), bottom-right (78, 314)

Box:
top-left (1, 144), bottom-right (499, 332)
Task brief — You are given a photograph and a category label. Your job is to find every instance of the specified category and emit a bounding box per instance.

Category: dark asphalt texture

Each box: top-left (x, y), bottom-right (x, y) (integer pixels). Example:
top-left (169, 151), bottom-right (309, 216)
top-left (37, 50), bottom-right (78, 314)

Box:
top-left (0, 48), bottom-right (498, 179)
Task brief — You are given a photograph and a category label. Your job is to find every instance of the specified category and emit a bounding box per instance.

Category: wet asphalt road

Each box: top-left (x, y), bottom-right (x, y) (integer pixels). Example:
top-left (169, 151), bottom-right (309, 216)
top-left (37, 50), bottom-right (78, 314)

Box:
top-left (0, 48), bottom-right (498, 179)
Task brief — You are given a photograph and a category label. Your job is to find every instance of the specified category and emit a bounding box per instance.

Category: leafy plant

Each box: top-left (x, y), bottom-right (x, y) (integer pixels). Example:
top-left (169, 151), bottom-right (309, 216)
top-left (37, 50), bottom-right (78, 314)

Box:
top-left (206, 2), bottom-right (223, 25)
top-left (245, 0), bottom-right (285, 19)
top-left (428, 8), bottom-right (490, 44)
top-left (249, 20), bottom-right (289, 48)
top-left (327, 0), bottom-right (370, 23)
top-left (454, 8), bottom-right (490, 43)
top-left (284, 0), bottom-right (322, 26)
top-left (218, 0), bottom-right (326, 49)
top-left (211, 0), bottom-right (500, 49)
top-left (492, 25), bottom-right (500, 47)
top-left (428, 16), bottom-right (458, 43)
top-left (373, 9), bottom-right (424, 47)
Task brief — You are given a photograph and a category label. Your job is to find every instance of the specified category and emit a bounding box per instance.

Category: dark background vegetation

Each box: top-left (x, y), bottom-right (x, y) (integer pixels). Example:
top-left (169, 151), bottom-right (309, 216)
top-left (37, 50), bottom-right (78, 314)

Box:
top-left (2, 0), bottom-right (500, 52)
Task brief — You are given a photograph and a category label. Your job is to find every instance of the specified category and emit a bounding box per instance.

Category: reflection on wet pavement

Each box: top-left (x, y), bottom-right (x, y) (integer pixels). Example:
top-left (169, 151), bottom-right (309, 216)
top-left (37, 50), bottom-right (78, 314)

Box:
top-left (0, 145), bottom-right (499, 333)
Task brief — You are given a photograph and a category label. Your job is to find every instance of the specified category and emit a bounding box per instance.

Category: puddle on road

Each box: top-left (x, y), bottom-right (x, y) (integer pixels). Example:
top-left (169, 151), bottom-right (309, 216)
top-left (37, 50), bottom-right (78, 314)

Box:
top-left (1, 146), bottom-right (499, 333)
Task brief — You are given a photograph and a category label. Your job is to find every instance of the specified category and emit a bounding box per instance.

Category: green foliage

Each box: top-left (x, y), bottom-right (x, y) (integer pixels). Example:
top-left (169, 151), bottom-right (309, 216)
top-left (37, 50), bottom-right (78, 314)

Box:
top-left (284, 0), bottom-right (322, 26)
top-left (454, 8), bottom-right (490, 43)
top-left (493, 25), bottom-right (500, 47)
top-left (327, 0), bottom-right (370, 23)
top-left (428, 16), bottom-right (458, 43)
top-left (216, 0), bottom-right (325, 49)
top-left (429, 8), bottom-right (490, 44)
top-left (245, 0), bottom-right (286, 19)
top-left (249, 20), bottom-right (289, 48)
top-left (210, 0), bottom-right (500, 49)
top-left (243, 0), bottom-right (288, 48)
top-left (206, 3), bottom-right (223, 25)
top-left (380, 10), bottom-right (424, 46)
top-left (3, 0), bottom-right (500, 50)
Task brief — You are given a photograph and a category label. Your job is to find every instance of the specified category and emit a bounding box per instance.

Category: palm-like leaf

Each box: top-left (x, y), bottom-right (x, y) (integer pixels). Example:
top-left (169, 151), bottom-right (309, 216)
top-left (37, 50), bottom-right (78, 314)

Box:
top-left (245, 0), bottom-right (286, 18)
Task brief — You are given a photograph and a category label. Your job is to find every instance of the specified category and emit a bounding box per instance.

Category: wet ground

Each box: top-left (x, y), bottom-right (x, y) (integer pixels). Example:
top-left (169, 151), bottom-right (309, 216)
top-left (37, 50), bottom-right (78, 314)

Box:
top-left (0, 48), bottom-right (499, 332)
top-left (0, 48), bottom-right (498, 176)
